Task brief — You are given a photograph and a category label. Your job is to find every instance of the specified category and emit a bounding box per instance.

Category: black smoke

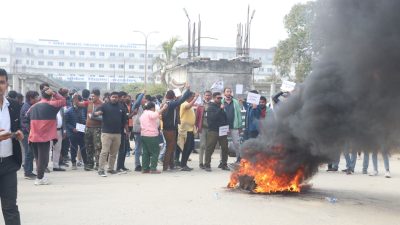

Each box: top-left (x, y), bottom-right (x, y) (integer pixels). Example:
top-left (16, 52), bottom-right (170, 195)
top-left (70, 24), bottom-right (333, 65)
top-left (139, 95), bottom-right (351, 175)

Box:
top-left (240, 0), bottom-right (400, 181)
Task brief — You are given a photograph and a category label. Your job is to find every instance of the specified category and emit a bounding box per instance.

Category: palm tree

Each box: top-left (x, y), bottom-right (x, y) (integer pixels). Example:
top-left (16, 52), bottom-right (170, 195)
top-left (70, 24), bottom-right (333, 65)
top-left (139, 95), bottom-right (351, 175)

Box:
top-left (153, 36), bottom-right (185, 86)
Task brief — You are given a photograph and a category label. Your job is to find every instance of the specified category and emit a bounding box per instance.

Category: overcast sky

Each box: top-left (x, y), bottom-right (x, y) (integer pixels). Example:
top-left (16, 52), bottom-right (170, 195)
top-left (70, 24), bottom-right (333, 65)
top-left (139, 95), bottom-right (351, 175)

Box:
top-left (1, 0), bottom-right (308, 49)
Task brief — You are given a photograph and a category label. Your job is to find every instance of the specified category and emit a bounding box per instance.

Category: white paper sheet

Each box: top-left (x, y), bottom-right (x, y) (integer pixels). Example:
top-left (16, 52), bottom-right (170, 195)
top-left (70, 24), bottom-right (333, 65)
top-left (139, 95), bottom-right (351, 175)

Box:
top-left (246, 92), bottom-right (261, 105)
top-left (219, 125), bottom-right (229, 136)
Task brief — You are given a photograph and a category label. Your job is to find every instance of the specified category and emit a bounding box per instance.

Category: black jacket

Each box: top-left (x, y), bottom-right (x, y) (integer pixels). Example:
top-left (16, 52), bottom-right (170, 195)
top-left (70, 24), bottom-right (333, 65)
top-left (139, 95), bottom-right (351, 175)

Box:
top-left (207, 102), bottom-right (228, 132)
top-left (8, 99), bottom-right (22, 168)
top-left (162, 90), bottom-right (191, 131)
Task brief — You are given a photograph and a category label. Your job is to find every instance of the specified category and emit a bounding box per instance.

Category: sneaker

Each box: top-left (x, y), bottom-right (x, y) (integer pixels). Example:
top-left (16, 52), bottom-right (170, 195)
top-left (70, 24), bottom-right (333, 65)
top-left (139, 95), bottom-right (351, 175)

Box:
top-left (362, 170), bottom-right (368, 175)
top-left (385, 171), bottom-right (391, 178)
top-left (24, 173), bottom-right (37, 180)
top-left (107, 170), bottom-right (118, 175)
top-left (84, 167), bottom-right (93, 171)
top-left (45, 168), bottom-right (51, 173)
top-left (327, 168), bottom-right (338, 172)
top-left (53, 167), bottom-right (66, 172)
top-left (181, 166), bottom-right (193, 171)
top-left (134, 165), bottom-right (142, 172)
top-left (98, 170), bottom-right (107, 177)
top-left (199, 163), bottom-right (205, 169)
top-left (150, 170), bottom-right (161, 174)
top-left (34, 177), bottom-right (50, 185)
top-left (71, 162), bottom-right (77, 170)
top-left (60, 162), bottom-right (69, 167)
top-left (77, 161), bottom-right (83, 167)
top-left (94, 164), bottom-right (99, 171)
top-left (122, 167), bottom-right (130, 172)
top-left (205, 167), bottom-right (212, 172)
top-left (142, 170), bottom-right (150, 174)
top-left (369, 170), bottom-right (378, 176)
top-left (117, 169), bottom-right (127, 175)
top-left (217, 163), bottom-right (222, 168)
top-left (221, 165), bottom-right (230, 171)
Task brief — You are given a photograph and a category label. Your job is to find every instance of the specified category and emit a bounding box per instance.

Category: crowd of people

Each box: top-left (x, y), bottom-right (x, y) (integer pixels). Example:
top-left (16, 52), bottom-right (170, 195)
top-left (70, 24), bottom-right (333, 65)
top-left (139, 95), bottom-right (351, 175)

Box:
top-left (0, 68), bottom-right (273, 186)
top-left (0, 67), bottom-right (394, 224)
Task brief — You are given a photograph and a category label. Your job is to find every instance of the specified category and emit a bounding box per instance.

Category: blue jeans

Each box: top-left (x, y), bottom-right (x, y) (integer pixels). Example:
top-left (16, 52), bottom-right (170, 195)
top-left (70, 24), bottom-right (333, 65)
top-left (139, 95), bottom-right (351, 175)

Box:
top-left (158, 133), bottom-right (166, 161)
top-left (69, 133), bottom-right (87, 164)
top-left (22, 133), bottom-right (34, 175)
top-left (363, 144), bottom-right (390, 172)
top-left (134, 133), bottom-right (142, 167)
top-left (344, 142), bottom-right (357, 171)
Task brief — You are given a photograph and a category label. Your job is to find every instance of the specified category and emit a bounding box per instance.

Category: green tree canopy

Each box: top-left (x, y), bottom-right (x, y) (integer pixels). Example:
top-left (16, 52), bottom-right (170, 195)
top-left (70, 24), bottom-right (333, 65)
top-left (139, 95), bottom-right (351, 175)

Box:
top-left (122, 83), bottom-right (167, 98)
top-left (273, 1), bottom-right (317, 82)
top-left (153, 36), bottom-right (185, 86)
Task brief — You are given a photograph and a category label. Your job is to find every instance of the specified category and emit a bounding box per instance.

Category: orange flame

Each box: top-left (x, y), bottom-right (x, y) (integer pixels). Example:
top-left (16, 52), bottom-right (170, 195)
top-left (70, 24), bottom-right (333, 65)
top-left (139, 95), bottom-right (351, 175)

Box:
top-left (228, 154), bottom-right (305, 193)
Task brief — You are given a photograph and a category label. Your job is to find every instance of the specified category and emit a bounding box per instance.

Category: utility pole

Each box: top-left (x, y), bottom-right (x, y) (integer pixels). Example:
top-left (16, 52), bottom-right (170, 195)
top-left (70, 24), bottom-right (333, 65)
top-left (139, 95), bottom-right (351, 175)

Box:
top-left (133, 30), bottom-right (158, 88)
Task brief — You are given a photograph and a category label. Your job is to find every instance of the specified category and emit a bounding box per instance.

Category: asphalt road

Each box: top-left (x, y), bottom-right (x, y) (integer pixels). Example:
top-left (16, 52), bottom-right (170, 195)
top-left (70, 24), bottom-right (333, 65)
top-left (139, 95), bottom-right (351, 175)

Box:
top-left (4, 153), bottom-right (400, 225)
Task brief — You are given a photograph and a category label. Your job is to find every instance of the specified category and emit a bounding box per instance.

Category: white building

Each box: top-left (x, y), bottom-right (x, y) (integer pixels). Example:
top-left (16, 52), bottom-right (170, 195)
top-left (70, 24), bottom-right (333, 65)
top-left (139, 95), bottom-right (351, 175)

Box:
top-left (0, 38), bottom-right (163, 90)
top-left (0, 38), bottom-right (275, 91)
top-left (182, 46), bottom-right (276, 81)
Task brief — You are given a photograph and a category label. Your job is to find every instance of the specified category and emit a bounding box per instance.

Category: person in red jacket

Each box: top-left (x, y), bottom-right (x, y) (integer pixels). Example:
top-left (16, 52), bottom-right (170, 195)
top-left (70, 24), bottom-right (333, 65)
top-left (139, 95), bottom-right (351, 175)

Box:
top-left (28, 86), bottom-right (66, 185)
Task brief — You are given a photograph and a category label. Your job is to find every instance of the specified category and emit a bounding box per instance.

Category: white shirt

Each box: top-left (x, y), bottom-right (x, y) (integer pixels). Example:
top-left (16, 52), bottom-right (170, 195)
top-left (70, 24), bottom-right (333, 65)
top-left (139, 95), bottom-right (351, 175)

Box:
top-left (56, 110), bottom-right (63, 128)
top-left (0, 97), bottom-right (13, 157)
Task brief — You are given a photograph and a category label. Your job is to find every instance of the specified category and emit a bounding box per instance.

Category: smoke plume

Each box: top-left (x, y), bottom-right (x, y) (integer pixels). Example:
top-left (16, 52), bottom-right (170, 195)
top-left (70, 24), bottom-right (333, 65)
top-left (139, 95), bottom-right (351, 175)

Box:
top-left (241, 0), bottom-right (400, 181)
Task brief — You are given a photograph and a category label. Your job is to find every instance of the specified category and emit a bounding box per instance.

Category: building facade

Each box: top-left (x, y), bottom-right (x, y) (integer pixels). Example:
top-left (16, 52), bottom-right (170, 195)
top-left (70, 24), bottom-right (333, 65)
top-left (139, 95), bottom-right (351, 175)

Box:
top-left (0, 38), bottom-right (276, 92)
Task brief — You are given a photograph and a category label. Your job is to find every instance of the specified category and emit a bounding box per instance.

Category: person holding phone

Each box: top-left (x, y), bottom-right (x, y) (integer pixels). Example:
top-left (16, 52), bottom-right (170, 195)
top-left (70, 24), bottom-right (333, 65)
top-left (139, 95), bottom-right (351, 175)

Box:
top-left (0, 68), bottom-right (24, 225)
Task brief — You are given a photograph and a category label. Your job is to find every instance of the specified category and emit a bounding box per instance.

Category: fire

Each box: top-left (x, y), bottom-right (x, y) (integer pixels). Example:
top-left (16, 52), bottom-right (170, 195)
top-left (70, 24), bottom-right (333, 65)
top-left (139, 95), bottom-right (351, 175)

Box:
top-left (228, 152), bottom-right (305, 193)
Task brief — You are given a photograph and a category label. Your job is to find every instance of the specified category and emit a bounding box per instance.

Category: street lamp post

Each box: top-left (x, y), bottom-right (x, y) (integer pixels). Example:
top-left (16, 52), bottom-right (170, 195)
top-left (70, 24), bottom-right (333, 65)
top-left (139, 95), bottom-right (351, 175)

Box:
top-left (133, 30), bottom-right (158, 87)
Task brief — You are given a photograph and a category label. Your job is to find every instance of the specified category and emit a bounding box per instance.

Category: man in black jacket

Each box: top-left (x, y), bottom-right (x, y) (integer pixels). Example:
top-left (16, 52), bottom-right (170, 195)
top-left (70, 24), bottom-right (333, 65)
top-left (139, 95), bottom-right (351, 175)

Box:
top-left (0, 68), bottom-right (23, 225)
top-left (204, 92), bottom-right (230, 171)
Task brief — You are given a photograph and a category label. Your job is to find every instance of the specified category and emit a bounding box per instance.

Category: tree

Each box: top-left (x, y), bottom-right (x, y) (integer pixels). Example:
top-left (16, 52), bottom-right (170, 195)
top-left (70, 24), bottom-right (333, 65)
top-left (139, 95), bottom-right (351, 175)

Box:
top-left (273, 1), bottom-right (317, 82)
top-left (153, 36), bottom-right (185, 86)
top-left (122, 83), bottom-right (167, 98)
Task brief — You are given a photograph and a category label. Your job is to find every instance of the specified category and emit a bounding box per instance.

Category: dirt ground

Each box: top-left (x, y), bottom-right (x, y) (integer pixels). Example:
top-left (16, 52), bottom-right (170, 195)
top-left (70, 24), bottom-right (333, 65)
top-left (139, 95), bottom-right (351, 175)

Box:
top-left (4, 153), bottom-right (400, 225)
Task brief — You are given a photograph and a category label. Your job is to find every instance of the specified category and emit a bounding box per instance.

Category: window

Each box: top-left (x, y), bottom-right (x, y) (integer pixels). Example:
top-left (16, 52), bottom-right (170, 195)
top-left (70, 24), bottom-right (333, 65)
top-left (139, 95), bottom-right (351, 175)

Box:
top-left (31, 60), bottom-right (34, 65)
top-left (16, 47), bottom-right (22, 53)
top-left (140, 53), bottom-right (145, 58)
top-left (110, 64), bottom-right (115, 68)
top-left (70, 62), bottom-right (75, 67)
top-left (129, 53), bottom-right (135, 58)
top-left (267, 68), bottom-right (273, 73)
top-left (48, 50), bottom-right (54, 55)
top-left (118, 64), bottom-right (124, 69)
top-left (79, 62), bottom-right (85, 67)
top-left (99, 52), bottom-right (105, 56)
top-left (38, 61), bottom-right (44, 66)
top-left (118, 52), bottom-right (124, 57)
top-left (99, 64), bottom-right (104, 68)
top-left (26, 60), bottom-right (30, 65)
top-left (15, 59), bottom-right (22, 64)
top-left (128, 65), bottom-right (134, 69)
top-left (148, 54), bottom-right (153, 58)
top-left (59, 62), bottom-right (64, 67)
top-left (79, 51), bottom-right (85, 56)
top-left (110, 52), bottom-right (115, 57)
top-left (59, 50), bottom-right (65, 55)
top-left (0, 58), bottom-right (7, 62)
top-left (38, 49), bottom-right (44, 54)
top-left (70, 50), bottom-right (76, 56)
top-left (99, 75), bottom-right (105, 77)
top-left (78, 74), bottom-right (84, 77)
top-left (47, 61), bottom-right (53, 66)
top-left (90, 63), bottom-right (95, 68)
top-left (90, 51), bottom-right (96, 56)
top-left (147, 65), bottom-right (152, 70)
top-left (139, 65), bottom-right (144, 69)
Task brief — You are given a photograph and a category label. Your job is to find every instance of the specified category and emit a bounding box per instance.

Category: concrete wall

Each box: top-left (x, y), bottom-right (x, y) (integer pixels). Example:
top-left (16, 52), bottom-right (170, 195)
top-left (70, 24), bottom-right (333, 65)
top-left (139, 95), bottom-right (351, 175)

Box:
top-left (168, 59), bottom-right (255, 96)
